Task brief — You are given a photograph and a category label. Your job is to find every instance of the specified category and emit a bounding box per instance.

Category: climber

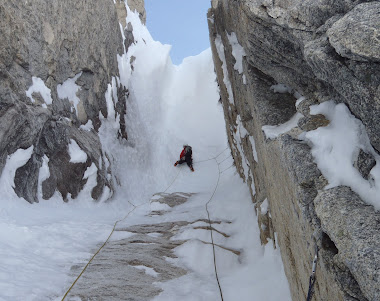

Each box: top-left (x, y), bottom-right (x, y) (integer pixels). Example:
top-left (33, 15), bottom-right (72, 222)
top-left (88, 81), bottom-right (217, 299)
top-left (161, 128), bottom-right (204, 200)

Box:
top-left (174, 145), bottom-right (194, 172)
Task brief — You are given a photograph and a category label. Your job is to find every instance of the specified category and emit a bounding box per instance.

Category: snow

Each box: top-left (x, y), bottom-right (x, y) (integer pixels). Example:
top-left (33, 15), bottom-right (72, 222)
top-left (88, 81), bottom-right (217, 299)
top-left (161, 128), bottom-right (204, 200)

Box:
top-left (79, 120), bottom-right (94, 131)
top-left (242, 74), bottom-right (247, 85)
top-left (150, 163), bottom-right (289, 301)
top-left (226, 32), bottom-right (246, 74)
top-left (215, 35), bottom-right (235, 104)
top-left (262, 112), bottom-right (303, 139)
top-left (231, 116), bottom-right (251, 181)
top-left (0, 4), bottom-right (291, 301)
top-left (68, 139), bottom-right (87, 163)
top-left (25, 77), bottom-right (53, 106)
top-left (296, 96), bottom-right (305, 108)
top-left (260, 198), bottom-right (269, 215)
top-left (37, 155), bottom-right (50, 202)
top-left (270, 83), bottom-right (305, 109)
top-left (105, 77), bottom-right (118, 120)
top-left (0, 146), bottom-right (34, 201)
top-left (57, 73), bottom-right (82, 115)
top-left (301, 101), bottom-right (380, 209)
top-left (132, 265), bottom-right (159, 277)
top-left (270, 83), bottom-right (292, 94)
top-left (249, 136), bottom-right (258, 162)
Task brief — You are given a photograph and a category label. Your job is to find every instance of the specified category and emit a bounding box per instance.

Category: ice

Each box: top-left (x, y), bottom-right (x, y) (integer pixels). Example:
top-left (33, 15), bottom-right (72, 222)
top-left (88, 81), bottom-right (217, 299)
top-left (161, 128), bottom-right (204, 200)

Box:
top-left (57, 73), bottom-right (82, 115)
top-left (25, 77), bottom-right (53, 106)
top-left (68, 139), bottom-right (87, 163)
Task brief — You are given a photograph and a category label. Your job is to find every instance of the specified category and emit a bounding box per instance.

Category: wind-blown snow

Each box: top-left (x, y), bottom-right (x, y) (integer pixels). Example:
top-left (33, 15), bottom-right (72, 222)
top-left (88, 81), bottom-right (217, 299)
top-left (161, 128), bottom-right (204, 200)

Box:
top-left (25, 77), bottom-right (53, 107)
top-left (68, 139), bottom-right (87, 163)
top-left (302, 101), bottom-right (380, 209)
top-left (0, 3), bottom-right (291, 301)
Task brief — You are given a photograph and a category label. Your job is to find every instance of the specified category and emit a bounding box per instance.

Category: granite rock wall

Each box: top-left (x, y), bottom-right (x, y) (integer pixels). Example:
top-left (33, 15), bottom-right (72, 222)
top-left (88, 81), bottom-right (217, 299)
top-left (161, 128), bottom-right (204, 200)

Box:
top-left (0, 0), bottom-right (144, 203)
top-left (208, 1), bottom-right (380, 300)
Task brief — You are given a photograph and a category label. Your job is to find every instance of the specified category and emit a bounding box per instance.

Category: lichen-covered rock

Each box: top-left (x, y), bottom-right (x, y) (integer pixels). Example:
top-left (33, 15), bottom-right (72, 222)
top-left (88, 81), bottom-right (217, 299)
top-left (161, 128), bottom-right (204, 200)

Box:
top-left (327, 2), bottom-right (380, 62)
top-left (315, 187), bottom-right (380, 301)
top-left (298, 114), bottom-right (330, 131)
top-left (208, 0), bottom-right (380, 300)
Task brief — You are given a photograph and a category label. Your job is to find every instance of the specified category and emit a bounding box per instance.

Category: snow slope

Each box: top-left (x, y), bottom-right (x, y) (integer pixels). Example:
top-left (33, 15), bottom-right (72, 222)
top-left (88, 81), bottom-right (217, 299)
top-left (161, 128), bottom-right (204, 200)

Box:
top-left (0, 5), bottom-right (290, 300)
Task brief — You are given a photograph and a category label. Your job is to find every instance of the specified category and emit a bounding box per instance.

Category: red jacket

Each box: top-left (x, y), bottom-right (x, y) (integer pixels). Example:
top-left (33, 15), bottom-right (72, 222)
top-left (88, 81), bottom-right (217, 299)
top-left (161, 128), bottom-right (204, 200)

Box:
top-left (180, 148), bottom-right (186, 159)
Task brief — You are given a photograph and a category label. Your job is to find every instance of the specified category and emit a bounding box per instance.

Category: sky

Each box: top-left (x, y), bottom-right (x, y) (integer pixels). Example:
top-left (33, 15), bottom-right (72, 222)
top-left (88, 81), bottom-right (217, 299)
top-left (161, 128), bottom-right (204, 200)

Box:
top-left (145, 0), bottom-right (212, 65)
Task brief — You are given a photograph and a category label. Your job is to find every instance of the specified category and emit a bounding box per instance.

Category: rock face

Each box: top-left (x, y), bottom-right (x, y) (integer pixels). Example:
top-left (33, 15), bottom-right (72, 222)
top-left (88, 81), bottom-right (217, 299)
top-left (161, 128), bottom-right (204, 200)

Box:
top-left (65, 193), bottom-right (191, 300)
top-left (0, 0), bottom-right (144, 203)
top-left (208, 1), bottom-right (380, 300)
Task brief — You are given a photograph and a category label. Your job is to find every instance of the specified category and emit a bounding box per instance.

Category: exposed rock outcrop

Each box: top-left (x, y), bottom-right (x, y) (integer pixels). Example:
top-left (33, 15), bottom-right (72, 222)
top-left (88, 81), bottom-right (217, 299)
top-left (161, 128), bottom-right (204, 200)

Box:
top-left (208, 1), bottom-right (380, 300)
top-left (0, 0), bottom-right (140, 203)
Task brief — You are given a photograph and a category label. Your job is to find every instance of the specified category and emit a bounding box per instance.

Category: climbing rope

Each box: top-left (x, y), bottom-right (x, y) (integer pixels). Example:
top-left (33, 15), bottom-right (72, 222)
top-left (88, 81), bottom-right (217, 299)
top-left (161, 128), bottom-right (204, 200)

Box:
top-left (220, 163), bottom-right (235, 174)
top-left (193, 146), bottom-right (230, 164)
top-left (62, 147), bottom-right (232, 300)
top-left (61, 169), bottom-right (182, 300)
top-left (163, 168), bottom-right (181, 194)
top-left (205, 157), bottom-right (224, 301)
top-left (306, 246), bottom-right (319, 301)
top-left (61, 205), bottom-right (138, 300)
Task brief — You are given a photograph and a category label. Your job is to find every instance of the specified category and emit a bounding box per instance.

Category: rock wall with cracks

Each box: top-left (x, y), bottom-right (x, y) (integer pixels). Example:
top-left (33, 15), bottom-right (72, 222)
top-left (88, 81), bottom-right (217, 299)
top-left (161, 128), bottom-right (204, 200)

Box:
top-left (208, 1), bottom-right (380, 300)
top-left (0, 0), bottom-right (145, 203)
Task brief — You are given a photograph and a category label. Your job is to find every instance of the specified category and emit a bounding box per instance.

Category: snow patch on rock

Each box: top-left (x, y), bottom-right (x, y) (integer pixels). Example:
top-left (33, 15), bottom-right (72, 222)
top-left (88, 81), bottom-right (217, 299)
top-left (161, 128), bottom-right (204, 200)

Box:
top-left (302, 101), bottom-right (380, 209)
top-left (25, 77), bottom-right (53, 107)
top-left (57, 73), bottom-right (82, 115)
top-left (215, 35), bottom-right (235, 104)
top-left (226, 31), bottom-right (246, 74)
top-left (262, 113), bottom-right (303, 140)
top-left (68, 139), bottom-right (88, 164)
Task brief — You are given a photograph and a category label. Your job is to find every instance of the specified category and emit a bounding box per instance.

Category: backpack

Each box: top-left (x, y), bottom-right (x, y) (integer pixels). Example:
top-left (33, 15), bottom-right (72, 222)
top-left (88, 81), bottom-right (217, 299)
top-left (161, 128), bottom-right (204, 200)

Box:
top-left (185, 146), bottom-right (192, 156)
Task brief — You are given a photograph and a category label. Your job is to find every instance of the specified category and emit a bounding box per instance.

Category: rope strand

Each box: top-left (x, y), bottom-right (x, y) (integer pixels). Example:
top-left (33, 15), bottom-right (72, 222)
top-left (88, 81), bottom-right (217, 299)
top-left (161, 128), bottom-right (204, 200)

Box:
top-left (61, 169), bottom-right (182, 300)
top-left (62, 146), bottom-right (230, 300)
top-left (205, 158), bottom-right (224, 301)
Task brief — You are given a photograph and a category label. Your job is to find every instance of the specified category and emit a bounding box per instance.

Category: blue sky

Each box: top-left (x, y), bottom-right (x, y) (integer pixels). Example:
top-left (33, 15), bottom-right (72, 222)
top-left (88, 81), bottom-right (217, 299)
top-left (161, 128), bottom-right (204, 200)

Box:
top-left (145, 0), bottom-right (212, 65)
